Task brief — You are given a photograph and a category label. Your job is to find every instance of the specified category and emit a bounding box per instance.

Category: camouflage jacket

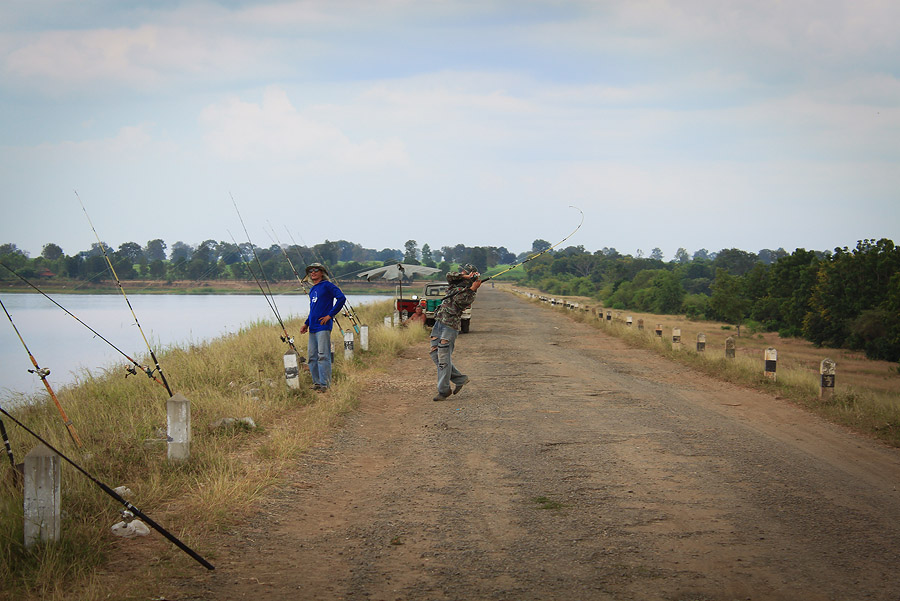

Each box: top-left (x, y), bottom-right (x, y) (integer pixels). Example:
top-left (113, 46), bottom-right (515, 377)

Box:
top-left (434, 273), bottom-right (477, 330)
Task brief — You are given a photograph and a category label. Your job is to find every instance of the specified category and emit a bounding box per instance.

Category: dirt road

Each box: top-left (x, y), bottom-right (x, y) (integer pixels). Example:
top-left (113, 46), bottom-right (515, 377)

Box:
top-left (161, 288), bottom-right (900, 601)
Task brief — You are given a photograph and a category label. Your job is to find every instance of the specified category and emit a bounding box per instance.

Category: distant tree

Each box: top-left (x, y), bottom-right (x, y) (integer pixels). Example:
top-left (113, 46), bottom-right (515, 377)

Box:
top-left (650, 271), bottom-right (685, 314)
top-left (709, 268), bottom-right (749, 330)
top-left (674, 248), bottom-right (690, 264)
top-left (145, 239), bottom-right (167, 262)
top-left (403, 240), bottom-right (420, 264)
top-left (650, 247), bottom-right (664, 261)
top-left (148, 260), bottom-right (166, 279)
top-left (0, 243), bottom-right (27, 257)
top-left (692, 248), bottom-right (710, 261)
top-left (375, 248), bottom-right (401, 262)
top-left (532, 239), bottom-right (551, 253)
top-left (117, 242), bottom-right (144, 263)
top-left (170, 241), bottom-right (193, 262)
top-left (714, 248), bottom-right (758, 276)
top-left (41, 243), bottom-right (64, 260)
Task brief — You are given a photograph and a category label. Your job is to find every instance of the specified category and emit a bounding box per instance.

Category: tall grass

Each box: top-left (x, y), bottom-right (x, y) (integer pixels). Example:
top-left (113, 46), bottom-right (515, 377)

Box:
top-left (0, 300), bottom-right (426, 600)
top-left (532, 293), bottom-right (900, 447)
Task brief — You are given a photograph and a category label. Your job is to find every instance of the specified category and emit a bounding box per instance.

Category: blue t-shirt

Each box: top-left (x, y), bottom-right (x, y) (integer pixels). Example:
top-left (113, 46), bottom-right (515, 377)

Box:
top-left (305, 280), bottom-right (347, 333)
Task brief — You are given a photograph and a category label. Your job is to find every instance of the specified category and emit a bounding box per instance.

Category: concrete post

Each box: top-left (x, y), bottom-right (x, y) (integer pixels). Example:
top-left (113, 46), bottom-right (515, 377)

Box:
top-left (764, 348), bottom-right (777, 381)
top-left (626, 316), bottom-right (633, 327)
top-left (24, 444), bottom-right (61, 548)
top-left (655, 324), bottom-right (663, 338)
top-left (167, 393), bottom-right (191, 462)
top-left (672, 328), bottom-right (682, 350)
top-left (637, 319), bottom-right (644, 331)
top-left (392, 310), bottom-right (400, 326)
top-left (820, 359), bottom-right (836, 401)
top-left (360, 325), bottom-right (369, 351)
top-left (696, 333), bottom-right (706, 352)
top-left (343, 330), bottom-right (354, 360)
top-left (384, 315), bottom-right (392, 328)
top-left (725, 336), bottom-right (736, 358)
top-left (606, 311), bottom-right (612, 322)
top-left (283, 349), bottom-right (301, 390)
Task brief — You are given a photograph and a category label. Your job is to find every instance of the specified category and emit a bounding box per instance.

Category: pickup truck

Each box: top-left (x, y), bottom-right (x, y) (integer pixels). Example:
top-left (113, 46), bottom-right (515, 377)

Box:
top-left (422, 282), bottom-right (472, 333)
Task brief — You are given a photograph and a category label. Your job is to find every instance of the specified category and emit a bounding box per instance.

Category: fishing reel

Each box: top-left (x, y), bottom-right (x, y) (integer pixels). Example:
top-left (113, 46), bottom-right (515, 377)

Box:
top-left (28, 367), bottom-right (51, 378)
top-left (282, 335), bottom-right (295, 345)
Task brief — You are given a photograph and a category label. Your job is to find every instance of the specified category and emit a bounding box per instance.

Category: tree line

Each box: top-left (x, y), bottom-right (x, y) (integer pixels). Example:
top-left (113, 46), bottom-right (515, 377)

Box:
top-left (518, 239), bottom-right (900, 363)
top-left (2, 237), bottom-right (898, 363)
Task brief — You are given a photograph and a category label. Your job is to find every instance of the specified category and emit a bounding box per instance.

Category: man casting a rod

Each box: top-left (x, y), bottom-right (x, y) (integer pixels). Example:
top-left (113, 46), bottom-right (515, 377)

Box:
top-left (430, 264), bottom-right (482, 401)
top-left (300, 263), bottom-right (346, 393)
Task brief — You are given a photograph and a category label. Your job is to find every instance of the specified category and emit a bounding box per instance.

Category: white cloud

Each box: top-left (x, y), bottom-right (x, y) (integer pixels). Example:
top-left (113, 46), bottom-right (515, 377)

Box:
top-left (199, 87), bottom-right (410, 169)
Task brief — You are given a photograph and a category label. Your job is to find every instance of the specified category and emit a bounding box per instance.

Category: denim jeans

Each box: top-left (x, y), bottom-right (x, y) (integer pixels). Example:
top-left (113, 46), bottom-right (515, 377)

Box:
top-left (308, 329), bottom-right (333, 387)
top-left (429, 321), bottom-right (466, 397)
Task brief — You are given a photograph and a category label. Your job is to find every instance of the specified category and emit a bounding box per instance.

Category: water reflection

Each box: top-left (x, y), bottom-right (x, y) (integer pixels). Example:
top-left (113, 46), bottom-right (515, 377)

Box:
top-left (0, 293), bottom-right (389, 401)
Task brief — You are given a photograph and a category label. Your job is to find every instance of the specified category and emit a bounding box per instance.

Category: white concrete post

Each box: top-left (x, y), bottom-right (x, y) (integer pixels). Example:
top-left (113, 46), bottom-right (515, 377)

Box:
top-left (283, 349), bottom-right (301, 390)
top-left (24, 444), bottom-right (61, 548)
top-left (626, 316), bottom-right (633, 327)
top-left (360, 325), bottom-right (369, 351)
top-left (764, 348), bottom-right (777, 381)
top-left (672, 328), bottom-right (682, 350)
top-left (655, 324), bottom-right (663, 338)
top-left (343, 330), bottom-right (354, 360)
top-left (725, 336), bottom-right (736, 358)
top-left (167, 393), bottom-right (191, 462)
top-left (696, 333), bottom-right (706, 352)
top-left (384, 315), bottom-right (392, 328)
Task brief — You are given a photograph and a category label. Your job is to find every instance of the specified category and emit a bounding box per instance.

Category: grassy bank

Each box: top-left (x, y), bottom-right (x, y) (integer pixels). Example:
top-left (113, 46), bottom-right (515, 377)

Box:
top-left (511, 286), bottom-right (900, 448)
top-left (0, 300), bottom-right (425, 600)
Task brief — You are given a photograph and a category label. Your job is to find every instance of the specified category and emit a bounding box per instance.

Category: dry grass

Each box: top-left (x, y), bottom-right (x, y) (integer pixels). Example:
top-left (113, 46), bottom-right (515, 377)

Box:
top-left (0, 299), bottom-right (426, 601)
top-left (507, 284), bottom-right (900, 447)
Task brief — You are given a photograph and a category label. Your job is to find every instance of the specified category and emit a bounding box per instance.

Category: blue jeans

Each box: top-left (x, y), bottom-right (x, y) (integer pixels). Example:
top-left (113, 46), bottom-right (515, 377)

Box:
top-left (308, 329), bottom-right (333, 387)
top-left (429, 321), bottom-right (466, 397)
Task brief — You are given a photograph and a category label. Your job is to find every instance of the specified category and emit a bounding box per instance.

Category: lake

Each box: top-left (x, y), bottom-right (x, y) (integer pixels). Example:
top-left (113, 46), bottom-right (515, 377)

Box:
top-left (0, 293), bottom-right (390, 402)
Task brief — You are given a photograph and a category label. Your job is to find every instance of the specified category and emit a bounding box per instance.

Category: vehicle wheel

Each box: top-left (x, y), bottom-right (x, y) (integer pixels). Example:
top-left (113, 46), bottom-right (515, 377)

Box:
top-left (460, 319), bottom-right (470, 333)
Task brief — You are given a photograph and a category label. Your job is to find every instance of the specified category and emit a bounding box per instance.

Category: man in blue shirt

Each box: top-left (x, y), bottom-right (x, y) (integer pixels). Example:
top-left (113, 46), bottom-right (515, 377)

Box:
top-left (300, 263), bottom-right (346, 392)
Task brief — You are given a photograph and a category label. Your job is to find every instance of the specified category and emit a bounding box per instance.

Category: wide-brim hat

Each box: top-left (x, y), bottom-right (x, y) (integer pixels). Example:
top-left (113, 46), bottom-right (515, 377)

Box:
top-left (305, 262), bottom-right (330, 279)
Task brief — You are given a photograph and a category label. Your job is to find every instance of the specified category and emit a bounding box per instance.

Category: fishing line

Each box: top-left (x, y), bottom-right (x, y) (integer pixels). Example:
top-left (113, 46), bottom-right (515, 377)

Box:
top-left (75, 192), bottom-right (173, 397)
top-left (0, 263), bottom-right (167, 388)
top-left (0, 404), bottom-right (214, 570)
top-left (229, 195), bottom-right (299, 353)
top-left (1, 297), bottom-right (83, 447)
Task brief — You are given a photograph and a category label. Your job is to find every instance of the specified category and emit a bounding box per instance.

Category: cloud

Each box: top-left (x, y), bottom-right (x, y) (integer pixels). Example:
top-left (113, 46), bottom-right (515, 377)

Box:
top-left (198, 87), bottom-right (410, 169)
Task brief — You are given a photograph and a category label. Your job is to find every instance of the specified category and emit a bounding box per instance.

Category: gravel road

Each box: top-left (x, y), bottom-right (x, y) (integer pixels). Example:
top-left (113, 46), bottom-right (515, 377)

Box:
top-left (160, 287), bottom-right (900, 601)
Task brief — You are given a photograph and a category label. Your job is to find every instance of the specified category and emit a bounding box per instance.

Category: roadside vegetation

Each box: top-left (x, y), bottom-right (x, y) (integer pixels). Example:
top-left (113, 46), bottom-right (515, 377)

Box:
top-left (0, 299), bottom-right (425, 601)
top-left (517, 287), bottom-right (900, 448)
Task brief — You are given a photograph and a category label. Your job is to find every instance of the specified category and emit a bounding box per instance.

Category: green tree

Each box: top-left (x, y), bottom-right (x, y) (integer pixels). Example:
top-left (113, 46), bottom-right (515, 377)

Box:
top-left (145, 239), bottom-right (167, 262)
top-left (41, 243), bottom-right (64, 260)
top-left (709, 268), bottom-right (748, 328)
top-left (403, 240), bottom-right (419, 264)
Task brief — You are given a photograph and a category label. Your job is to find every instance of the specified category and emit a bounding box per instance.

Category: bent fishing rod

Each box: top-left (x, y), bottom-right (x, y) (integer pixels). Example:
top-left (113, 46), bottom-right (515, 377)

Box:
top-left (0, 404), bottom-right (214, 570)
top-left (443, 205), bottom-right (584, 300)
top-left (285, 226), bottom-right (362, 334)
top-left (76, 192), bottom-right (173, 397)
top-left (0, 263), bottom-right (167, 388)
top-left (1, 297), bottom-right (83, 447)
top-left (229, 195), bottom-right (300, 354)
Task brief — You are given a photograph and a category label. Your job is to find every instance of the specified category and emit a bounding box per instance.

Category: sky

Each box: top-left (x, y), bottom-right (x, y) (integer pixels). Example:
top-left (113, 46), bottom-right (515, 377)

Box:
top-left (1, 0), bottom-right (898, 262)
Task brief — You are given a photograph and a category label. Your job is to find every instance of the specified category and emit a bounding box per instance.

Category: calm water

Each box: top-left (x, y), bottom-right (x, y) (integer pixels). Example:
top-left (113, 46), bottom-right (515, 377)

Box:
top-left (0, 293), bottom-right (389, 402)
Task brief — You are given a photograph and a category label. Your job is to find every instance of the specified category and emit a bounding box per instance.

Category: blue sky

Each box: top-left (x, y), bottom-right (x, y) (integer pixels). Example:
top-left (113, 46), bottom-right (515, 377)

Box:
top-left (1, 0), bottom-right (897, 261)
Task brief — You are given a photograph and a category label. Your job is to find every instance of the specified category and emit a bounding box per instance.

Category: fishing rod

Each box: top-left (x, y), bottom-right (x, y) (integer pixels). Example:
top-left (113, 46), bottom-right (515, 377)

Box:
top-left (0, 404), bottom-right (215, 570)
top-left (267, 224), bottom-right (353, 336)
top-left (284, 227), bottom-right (362, 334)
top-left (1, 297), bottom-right (83, 447)
top-left (75, 192), bottom-right (173, 397)
top-left (229, 196), bottom-right (300, 354)
top-left (443, 205), bottom-right (585, 299)
top-left (1, 415), bottom-right (19, 484)
top-left (0, 263), bottom-right (167, 388)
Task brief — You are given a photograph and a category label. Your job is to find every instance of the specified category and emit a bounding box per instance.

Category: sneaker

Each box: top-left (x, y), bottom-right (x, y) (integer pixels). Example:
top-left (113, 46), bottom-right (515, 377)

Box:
top-left (433, 393), bottom-right (450, 402)
top-left (452, 376), bottom-right (470, 395)
top-left (317, 386), bottom-right (329, 393)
